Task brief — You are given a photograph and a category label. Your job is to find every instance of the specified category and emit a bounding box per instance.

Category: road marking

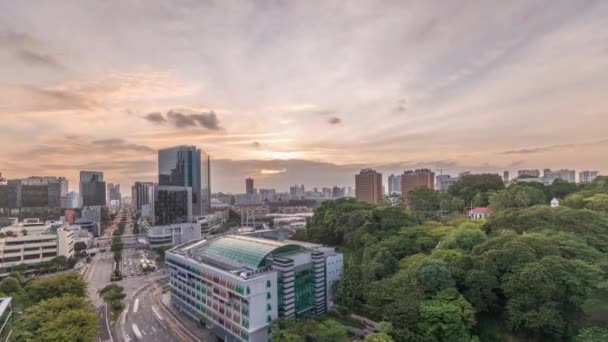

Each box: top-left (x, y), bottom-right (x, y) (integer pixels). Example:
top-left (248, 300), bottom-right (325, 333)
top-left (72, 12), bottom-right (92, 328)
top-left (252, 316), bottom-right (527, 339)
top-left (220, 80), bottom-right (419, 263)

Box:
top-left (152, 305), bottom-right (164, 321)
top-left (132, 324), bottom-right (143, 339)
top-left (121, 304), bottom-right (129, 325)
top-left (133, 298), bottom-right (139, 313)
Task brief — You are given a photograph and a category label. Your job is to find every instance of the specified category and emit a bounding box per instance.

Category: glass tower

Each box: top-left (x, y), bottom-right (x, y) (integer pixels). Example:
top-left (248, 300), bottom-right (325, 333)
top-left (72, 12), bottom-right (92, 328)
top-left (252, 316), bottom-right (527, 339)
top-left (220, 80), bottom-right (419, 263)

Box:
top-left (158, 146), bottom-right (208, 217)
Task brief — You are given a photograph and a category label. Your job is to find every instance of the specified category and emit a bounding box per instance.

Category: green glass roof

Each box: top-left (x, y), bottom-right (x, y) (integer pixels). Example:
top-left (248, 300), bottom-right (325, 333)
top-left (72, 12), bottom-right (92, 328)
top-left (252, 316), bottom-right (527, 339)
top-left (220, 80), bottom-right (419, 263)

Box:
top-left (203, 235), bottom-right (302, 269)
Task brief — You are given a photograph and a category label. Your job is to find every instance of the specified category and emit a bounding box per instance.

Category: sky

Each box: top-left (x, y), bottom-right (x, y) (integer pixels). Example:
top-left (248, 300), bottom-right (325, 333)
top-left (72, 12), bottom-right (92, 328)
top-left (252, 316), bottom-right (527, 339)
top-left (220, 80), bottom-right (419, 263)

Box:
top-left (1, 0), bottom-right (607, 193)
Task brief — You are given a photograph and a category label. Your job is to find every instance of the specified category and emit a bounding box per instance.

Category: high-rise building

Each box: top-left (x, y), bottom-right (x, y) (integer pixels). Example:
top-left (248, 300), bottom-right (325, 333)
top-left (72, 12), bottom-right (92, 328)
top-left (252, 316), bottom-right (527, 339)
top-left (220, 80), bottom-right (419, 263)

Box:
top-left (436, 174), bottom-right (457, 193)
top-left (131, 182), bottom-right (154, 212)
top-left (355, 169), bottom-right (383, 204)
top-left (66, 192), bottom-right (80, 209)
top-left (579, 170), bottom-right (599, 184)
top-left (202, 152), bottom-right (211, 215)
top-left (517, 169), bottom-right (540, 178)
top-left (332, 186), bottom-right (345, 198)
top-left (79, 171), bottom-right (106, 207)
top-left (0, 177), bottom-right (63, 209)
top-left (158, 146), bottom-right (209, 216)
top-left (107, 183), bottom-right (122, 205)
top-left (402, 169), bottom-right (435, 205)
top-left (503, 171), bottom-right (510, 184)
top-left (154, 185), bottom-right (193, 225)
top-left (246, 178), bottom-right (254, 195)
top-left (543, 169), bottom-right (576, 183)
top-left (289, 185), bottom-right (305, 199)
top-left (166, 235), bottom-right (343, 342)
top-left (387, 174), bottom-right (402, 194)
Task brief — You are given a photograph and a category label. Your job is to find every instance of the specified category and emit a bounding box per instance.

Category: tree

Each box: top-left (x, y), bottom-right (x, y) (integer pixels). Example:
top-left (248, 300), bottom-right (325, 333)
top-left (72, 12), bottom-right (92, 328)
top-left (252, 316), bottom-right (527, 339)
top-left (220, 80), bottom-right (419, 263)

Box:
top-left (407, 187), bottom-right (439, 218)
top-left (0, 276), bottom-right (21, 294)
top-left (50, 256), bottom-right (68, 270)
top-left (13, 294), bottom-right (97, 342)
top-left (575, 327), bottom-right (608, 342)
top-left (99, 284), bottom-right (126, 312)
top-left (441, 226), bottom-right (486, 251)
top-left (315, 319), bottom-right (348, 342)
top-left (336, 260), bottom-right (364, 309)
top-left (408, 259), bottom-right (454, 296)
top-left (25, 273), bottom-right (87, 303)
top-left (449, 173), bottom-right (504, 206)
top-left (416, 289), bottom-right (477, 341)
top-left (74, 241), bottom-right (87, 253)
top-left (549, 179), bottom-right (577, 199)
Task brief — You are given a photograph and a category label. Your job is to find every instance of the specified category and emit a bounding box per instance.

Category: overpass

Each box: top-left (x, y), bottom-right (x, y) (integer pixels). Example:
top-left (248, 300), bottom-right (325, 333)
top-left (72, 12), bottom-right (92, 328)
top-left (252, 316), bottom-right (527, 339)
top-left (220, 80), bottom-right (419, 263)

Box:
top-left (97, 233), bottom-right (146, 241)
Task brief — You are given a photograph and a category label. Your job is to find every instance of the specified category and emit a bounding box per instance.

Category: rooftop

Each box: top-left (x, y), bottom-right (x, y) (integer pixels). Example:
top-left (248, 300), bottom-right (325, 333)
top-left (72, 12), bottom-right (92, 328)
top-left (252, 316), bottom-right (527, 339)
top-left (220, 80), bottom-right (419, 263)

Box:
top-left (170, 235), bottom-right (304, 272)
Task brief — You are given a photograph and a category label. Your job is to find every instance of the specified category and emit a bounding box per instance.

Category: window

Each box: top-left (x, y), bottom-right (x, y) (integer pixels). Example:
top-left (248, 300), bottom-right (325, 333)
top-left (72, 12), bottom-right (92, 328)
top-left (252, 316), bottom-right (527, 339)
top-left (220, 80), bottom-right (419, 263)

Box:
top-left (266, 280), bottom-right (271, 288)
top-left (267, 303), bottom-right (272, 311)
top-left (266, 292), bottom-right (271, 300)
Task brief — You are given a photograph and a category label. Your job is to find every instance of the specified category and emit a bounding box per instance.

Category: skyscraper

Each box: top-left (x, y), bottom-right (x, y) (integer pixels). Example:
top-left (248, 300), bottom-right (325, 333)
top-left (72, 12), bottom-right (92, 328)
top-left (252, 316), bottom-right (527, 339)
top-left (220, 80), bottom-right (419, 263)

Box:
top-left (107, 183), bottom-right (122, 204)
top-left (402, 169), bottom-right (435, 205)
top-left (154, 186), bottom-right (193, 225)
top-left (503, 171), bottom-right (510, 184)
top-left (158, 146), bottom-right (203, 216)
top-left (246, 178), bottom-right (254, 195)
top-left (80, 171), bottom-right (106, 207)
top-left (355, 169), bottom-right (383, 204)
top-left (436, 174), bottom-right (457, 193)
top-left (131, 182), bottom-right (154, 212)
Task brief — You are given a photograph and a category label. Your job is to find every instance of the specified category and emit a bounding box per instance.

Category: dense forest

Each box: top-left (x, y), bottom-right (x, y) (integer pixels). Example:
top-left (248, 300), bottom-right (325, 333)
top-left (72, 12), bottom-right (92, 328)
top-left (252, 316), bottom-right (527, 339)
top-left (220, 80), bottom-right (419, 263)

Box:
top-left (285, 175), bottom-right (608, 341)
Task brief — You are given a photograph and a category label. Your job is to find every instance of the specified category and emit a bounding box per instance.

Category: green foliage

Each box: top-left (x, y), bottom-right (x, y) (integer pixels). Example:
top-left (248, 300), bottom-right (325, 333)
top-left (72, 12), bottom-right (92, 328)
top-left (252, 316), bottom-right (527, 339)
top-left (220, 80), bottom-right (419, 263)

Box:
top-left (574, 327), bottom-right (608, 342)
top-left (25, 273), bottom-right (87, 303)
top-left (489, 183), bottom-right (547, 212)
top-left (74, 241), bottom-right (87, 253)
top-left (271, 318), bottom-right (348, 342)
top-left (0, 276), bottom-right (21, 294)
top-left (440, 225), bottom-right (487, 251)
top-left (448, 173), bottom-right (505, 206)
top-left (99, 283), bottom-right (126, 314)
top-left (13, 295), bottom-right (97, 342)
top-left (416, 289), bottom-right (477, 342)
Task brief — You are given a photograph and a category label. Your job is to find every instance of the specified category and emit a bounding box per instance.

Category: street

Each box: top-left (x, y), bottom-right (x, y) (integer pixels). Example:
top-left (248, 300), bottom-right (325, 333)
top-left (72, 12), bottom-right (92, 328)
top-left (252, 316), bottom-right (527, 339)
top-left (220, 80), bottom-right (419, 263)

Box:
top-left (87, 208), bottom-right (211, 342)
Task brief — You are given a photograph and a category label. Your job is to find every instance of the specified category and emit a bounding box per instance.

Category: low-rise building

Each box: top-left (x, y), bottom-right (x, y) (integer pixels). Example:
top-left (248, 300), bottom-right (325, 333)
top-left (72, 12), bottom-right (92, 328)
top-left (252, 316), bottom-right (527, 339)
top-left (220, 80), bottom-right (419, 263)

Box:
top-left (468, 207), bottom-right (491, 220)
top-left (166, 235), bottom-right (343, 342)
top-left (0, 220), bottom-right (75, 276)
top-left (146, 223), bottom-right (202, 249)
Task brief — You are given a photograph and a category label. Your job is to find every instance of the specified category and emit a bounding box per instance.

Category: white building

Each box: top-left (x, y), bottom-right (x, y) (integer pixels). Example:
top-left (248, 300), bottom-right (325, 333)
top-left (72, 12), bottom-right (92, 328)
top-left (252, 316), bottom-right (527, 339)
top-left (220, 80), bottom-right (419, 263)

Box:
top-left (146, 223), bottom-right (202, 249)
top-left (436, 174), bottom-right (458, 193)
top-left (0, 220), bottom-right (75, 276)
top-left (543, 169), bottom-right (576, 184)
top-left (551, 198), bottom-right (560, 208)
top-left (166, 235), bottom-right (343, 342)
top-left (579, 170), bottom-right (599, 184)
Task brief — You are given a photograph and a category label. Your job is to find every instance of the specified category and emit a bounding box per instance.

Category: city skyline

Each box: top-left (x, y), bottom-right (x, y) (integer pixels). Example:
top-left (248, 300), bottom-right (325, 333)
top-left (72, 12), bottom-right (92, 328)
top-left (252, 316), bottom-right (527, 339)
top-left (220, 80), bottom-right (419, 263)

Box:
top-left (2, 1), bottom-right (608, 192)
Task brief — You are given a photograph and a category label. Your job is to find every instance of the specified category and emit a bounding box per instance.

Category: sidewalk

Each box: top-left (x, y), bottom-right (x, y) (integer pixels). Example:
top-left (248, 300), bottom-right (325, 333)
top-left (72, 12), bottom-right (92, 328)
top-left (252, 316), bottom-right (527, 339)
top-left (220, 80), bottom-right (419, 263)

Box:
top-left (160, 292), bottom-right (215, 341)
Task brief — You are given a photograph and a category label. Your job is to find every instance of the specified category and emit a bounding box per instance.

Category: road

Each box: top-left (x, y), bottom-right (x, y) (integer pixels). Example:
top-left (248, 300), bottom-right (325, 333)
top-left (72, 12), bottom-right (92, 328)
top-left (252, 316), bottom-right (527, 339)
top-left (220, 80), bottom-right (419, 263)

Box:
top-left (117, 275), bottom-right (209, 342)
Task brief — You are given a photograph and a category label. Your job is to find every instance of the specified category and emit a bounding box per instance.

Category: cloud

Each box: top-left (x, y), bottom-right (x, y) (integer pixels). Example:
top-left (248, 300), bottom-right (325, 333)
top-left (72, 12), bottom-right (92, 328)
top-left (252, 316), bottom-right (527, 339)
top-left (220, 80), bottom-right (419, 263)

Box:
top-left (16, 49), bottom-right (63, 69)
top-left (260, 168), bottom-right (287, 175)
top-left (0, 31), bottom-right (38, 47)
top-left (251, 141), bottom-right (261, 148)
top-left (315, 109), bottom-right (336, 116)
top-left (144, 110), bottom-right (222, 130)
top-left (327, 117), bottom-right (342, 125)
top-left (91, 138), bottom-right (155, 152)
top-left (0, 85), bottom-right (95, 113)
top-left (144, 112), bottom-right (166, 124)
top-left (500, 139), bottom-right (608, 155)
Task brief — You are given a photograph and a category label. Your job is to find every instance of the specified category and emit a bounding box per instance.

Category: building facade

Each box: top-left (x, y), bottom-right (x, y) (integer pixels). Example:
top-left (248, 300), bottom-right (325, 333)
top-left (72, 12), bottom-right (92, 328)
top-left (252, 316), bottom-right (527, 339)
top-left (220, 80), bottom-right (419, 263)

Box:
top-left (517, 169), bottom-right (540, 178)
top-left (166, 235), bottom-right (342, 342)
top-left (154, 186), bottom-right (193, 225)
top-left (579, 170), bottom-right (599, 184)
top-left (402, 169), bottom-right (435, 205)
top-left (107, 183), bottom-right (122, 205)
top-left (80, 171), bottom-right (106, 207)
top-left (0, 297), bottom-right (12, 342)
top-left (387, 174), bottom-right (402, 195)
top-left (131, 182), bottom-right (155, 213)
top-left (435, 174), bottom-right (457, 193)
top-left (0, 220), bottom-right (75, 276)
top-left (543, 169), bottom-right (576, 184)
top-left (147, 223), bottom-right (202, 249)
top-left (159, 146), bottom-right (207, 217)
top-left (246, 178), bottom-right (255, 195)
top-left (355, 169), bottom-right (383, 204)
